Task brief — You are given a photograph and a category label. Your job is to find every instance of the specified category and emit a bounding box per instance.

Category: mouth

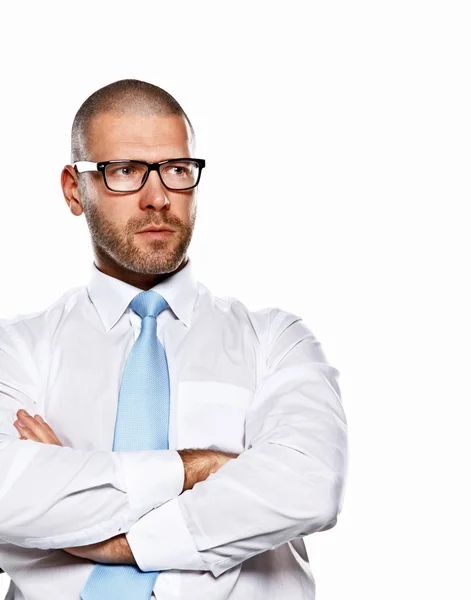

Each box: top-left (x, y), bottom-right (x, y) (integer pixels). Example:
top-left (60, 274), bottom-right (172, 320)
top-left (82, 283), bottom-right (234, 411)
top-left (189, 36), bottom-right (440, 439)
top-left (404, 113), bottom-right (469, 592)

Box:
top-left (137, 224), bottom-right (176, 233)
top-left (136, 230), bottom-right (175, 239)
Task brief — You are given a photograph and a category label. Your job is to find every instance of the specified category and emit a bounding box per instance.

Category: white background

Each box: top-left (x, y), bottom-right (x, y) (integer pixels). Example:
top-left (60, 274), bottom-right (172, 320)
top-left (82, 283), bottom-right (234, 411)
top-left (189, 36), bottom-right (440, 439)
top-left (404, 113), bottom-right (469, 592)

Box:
top-left (1, 1), bottom-right (470, 598)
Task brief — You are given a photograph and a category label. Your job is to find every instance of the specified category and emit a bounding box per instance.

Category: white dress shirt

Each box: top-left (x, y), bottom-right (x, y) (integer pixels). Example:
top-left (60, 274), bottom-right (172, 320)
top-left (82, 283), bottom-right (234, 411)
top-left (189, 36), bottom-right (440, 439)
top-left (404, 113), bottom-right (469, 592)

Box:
top-left (0, 256), bottom-right (348, 600)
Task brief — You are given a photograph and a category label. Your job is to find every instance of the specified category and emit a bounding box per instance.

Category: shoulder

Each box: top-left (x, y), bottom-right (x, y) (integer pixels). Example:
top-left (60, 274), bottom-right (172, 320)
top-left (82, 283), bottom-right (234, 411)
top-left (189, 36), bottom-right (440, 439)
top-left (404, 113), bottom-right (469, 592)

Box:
top-left (196, 280), bottom-right (298, 329)
top-left (195, 281), bottom-right (323, 360)
top-left (0, 285), bottom-right (88, 352)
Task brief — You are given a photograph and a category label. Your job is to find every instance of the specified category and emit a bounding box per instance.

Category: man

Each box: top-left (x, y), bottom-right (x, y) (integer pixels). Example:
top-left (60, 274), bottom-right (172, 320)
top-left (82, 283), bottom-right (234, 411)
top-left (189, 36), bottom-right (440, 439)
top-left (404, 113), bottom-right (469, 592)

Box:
top-left (0, 79), bottom-right (348, 599)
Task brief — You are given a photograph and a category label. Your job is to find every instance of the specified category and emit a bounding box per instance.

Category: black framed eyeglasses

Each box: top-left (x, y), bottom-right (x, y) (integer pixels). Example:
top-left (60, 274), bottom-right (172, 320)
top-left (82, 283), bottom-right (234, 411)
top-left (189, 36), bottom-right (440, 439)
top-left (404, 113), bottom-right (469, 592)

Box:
top-left (73, 158), bottom-right (206, 192)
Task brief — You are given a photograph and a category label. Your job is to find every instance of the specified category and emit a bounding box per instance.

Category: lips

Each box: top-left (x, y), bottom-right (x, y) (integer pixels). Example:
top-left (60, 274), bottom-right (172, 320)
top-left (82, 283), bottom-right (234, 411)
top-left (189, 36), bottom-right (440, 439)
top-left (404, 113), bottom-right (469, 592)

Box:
top-left (138, 226), bottom-right (175, 233)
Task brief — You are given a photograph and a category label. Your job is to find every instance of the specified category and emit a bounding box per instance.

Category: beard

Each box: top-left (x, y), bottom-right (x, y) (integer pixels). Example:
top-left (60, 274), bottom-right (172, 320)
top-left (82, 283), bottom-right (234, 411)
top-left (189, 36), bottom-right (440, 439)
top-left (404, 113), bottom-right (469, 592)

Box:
top-left (81, 192), bottom-right (196, 275)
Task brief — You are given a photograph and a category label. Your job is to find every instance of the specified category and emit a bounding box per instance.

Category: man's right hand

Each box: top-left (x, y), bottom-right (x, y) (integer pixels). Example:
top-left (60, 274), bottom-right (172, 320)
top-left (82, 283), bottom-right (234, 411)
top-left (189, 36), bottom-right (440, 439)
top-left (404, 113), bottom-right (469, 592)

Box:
top-left (177, 449), bottom-right (239, 492)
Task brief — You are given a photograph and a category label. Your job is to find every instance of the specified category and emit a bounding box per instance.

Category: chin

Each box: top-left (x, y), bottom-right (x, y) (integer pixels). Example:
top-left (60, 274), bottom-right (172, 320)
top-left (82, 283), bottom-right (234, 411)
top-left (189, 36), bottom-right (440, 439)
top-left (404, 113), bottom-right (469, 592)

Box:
top-left (128, 254), bottom-right (182, 275)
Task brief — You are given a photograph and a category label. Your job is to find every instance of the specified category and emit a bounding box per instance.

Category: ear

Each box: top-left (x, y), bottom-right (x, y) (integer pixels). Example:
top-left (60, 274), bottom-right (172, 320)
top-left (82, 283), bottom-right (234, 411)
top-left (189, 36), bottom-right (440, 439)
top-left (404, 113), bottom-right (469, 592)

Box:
top-left (61, 165), bottom-right (84, 216)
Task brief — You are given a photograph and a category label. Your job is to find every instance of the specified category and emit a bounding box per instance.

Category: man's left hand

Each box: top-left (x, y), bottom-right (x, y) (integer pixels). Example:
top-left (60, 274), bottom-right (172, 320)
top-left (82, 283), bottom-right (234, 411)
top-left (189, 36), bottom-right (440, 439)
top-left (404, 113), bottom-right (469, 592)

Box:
top-left (14, 410), bottom-right (136, 565)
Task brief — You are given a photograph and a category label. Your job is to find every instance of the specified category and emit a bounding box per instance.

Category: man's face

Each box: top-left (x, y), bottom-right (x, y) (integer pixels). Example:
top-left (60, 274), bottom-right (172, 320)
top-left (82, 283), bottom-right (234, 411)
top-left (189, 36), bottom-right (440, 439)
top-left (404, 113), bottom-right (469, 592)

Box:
top-left (77, 112), bottom-right (197, 277)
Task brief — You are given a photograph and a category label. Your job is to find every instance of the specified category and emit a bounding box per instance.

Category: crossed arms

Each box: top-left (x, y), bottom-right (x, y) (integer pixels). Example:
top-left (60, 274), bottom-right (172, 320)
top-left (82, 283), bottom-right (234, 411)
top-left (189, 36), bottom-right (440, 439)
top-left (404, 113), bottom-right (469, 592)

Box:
top-left (0, 311), bottom-right (348, 577)
top-left (12, 415), bottom-right (236, 565)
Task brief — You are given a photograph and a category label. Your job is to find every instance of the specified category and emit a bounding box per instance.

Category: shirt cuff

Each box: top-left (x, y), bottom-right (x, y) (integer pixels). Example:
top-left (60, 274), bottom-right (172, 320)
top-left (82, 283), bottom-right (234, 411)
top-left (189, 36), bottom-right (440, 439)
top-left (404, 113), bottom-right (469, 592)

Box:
top-left (118, 450), bottom-right (184, 521)
top-left (126, 495), bottom-right (207, 572)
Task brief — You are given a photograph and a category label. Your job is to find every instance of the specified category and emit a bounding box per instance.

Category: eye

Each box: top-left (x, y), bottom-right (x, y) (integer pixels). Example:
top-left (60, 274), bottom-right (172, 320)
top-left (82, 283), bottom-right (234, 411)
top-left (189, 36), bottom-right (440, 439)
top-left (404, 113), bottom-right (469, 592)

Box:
top-left (165, 165), bottom-right (189, 176)
top-left (109, 165), bottom-right (138, 177)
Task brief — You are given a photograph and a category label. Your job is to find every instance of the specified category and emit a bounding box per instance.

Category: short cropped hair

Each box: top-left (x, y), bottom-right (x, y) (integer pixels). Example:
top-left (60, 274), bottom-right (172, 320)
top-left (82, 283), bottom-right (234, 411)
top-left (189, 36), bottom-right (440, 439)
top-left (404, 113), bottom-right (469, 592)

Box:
top-left (70, 78), bottom-right (195, 163)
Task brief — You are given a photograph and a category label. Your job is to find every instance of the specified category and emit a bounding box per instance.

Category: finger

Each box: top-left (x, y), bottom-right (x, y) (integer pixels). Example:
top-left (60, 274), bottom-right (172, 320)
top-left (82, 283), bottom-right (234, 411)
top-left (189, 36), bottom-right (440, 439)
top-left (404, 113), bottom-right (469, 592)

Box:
top-left (33, 415), bottom-right (62, 445)
top-left (15, 410), bottom-right (63, 446)
top-left (16, 413), bottom-right (54, 444)
top-left (15, 424), bottom-right (30, 441)
top-left (34, 414), bottom-right (54, 432)
top-left (13, 420), bottom-right (41, 442)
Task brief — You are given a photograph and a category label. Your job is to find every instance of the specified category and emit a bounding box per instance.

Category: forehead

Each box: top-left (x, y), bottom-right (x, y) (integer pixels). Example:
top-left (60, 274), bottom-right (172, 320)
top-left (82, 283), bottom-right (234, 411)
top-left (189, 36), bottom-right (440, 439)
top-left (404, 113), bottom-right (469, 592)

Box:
top-left (86, 112), bottom-right (194, 161)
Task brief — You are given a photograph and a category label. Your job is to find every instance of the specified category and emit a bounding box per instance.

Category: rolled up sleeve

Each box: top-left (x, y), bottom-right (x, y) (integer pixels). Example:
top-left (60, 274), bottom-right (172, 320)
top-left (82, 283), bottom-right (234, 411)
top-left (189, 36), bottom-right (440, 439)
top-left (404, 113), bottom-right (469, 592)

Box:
top-left (126, 309), bottom-right (348, 577)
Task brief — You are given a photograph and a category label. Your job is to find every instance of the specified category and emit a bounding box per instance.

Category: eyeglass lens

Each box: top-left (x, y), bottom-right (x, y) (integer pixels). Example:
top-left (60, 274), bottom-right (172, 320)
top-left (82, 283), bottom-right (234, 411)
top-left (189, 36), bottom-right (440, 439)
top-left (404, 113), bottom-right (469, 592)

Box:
top-left (104, 161), bottom-right (200, 191)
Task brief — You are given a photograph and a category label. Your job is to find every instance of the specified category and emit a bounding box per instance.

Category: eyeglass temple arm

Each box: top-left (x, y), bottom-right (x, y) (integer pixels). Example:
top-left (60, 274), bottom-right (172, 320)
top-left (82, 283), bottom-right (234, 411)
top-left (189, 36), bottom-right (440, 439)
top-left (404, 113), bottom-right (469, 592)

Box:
top-left (73, 161), bottom-right (98, 173)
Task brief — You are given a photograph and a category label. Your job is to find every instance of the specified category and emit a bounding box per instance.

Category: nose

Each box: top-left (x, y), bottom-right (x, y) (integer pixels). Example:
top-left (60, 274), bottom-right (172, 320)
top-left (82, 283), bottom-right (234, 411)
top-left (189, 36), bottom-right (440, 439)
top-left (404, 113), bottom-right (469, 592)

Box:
top-left (138, 168), bottom-right (170, 210)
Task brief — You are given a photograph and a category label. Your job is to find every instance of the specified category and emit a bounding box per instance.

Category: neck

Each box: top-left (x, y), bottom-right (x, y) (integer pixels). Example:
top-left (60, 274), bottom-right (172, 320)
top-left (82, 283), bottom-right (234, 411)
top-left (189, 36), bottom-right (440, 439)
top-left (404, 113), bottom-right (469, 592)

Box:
top-left (93, 254), bottom-right (188, 290)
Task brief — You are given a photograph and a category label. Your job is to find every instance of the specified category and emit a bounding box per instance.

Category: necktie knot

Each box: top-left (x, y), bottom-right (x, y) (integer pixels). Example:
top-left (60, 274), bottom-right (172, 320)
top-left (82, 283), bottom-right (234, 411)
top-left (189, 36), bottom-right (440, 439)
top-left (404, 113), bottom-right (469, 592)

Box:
top-left (130, 290), bottom-right (168, 320)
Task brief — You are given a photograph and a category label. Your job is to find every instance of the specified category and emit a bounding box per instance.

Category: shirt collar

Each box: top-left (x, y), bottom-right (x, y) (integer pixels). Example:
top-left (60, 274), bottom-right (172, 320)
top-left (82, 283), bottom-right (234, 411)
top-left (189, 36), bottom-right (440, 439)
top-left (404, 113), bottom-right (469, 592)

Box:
top-left (87, 256), bottom-right (198, 332)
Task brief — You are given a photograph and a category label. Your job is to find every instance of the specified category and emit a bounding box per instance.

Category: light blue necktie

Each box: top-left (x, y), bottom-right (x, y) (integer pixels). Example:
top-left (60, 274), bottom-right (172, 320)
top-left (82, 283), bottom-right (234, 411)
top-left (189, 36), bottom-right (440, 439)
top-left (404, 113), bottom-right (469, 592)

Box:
top-left (81, 290), bottom-right (170, 600)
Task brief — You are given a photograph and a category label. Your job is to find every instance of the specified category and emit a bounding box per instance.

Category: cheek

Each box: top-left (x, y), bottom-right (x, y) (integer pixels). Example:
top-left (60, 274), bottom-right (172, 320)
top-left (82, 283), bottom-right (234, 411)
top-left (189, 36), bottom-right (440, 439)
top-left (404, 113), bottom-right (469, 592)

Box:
top-left (99, 198), bottom-right (132, 227)
top-left (88, 198), bottom-right (130, 236)
top-left (180, 195), bottom-right (197, 221)
top-left (189, 203), bottom-right (197, 225)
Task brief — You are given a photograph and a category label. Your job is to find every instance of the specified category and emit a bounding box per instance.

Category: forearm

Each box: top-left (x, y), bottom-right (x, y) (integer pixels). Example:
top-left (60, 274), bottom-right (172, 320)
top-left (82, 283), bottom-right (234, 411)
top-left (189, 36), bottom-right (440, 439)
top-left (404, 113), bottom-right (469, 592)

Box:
top-left (125, 361), bottom-right (348, 577)
top-left (178, 448), bottom-right (238, 491)
top-left (0, 439), bottom-right (183, 549)
top-left (60, 449), bottom-right (237, 563)
top-left (2, 408), bottom-right (233, 552)
top-left (64, 534), bottom-right (136, 565)
top-left (127, 437), bottom-right (344, 576)
top-left (8, 408), bottom-right (237, 561)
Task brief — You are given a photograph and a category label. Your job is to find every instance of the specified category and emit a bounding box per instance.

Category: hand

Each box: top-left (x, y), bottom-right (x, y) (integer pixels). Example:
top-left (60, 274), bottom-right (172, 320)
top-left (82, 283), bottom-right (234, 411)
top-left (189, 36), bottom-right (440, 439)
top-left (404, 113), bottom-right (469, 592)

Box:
top-left (13, 410), bottom-right (63, 446)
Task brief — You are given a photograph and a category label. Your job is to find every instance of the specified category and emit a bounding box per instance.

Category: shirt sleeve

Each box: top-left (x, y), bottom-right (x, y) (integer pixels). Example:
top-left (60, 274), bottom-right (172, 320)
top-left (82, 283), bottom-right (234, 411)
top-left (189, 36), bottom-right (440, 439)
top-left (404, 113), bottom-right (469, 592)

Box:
top-left (126, 309), bottom-right (348, 577)
top-left (0, 325), bottom-right (184, 550)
